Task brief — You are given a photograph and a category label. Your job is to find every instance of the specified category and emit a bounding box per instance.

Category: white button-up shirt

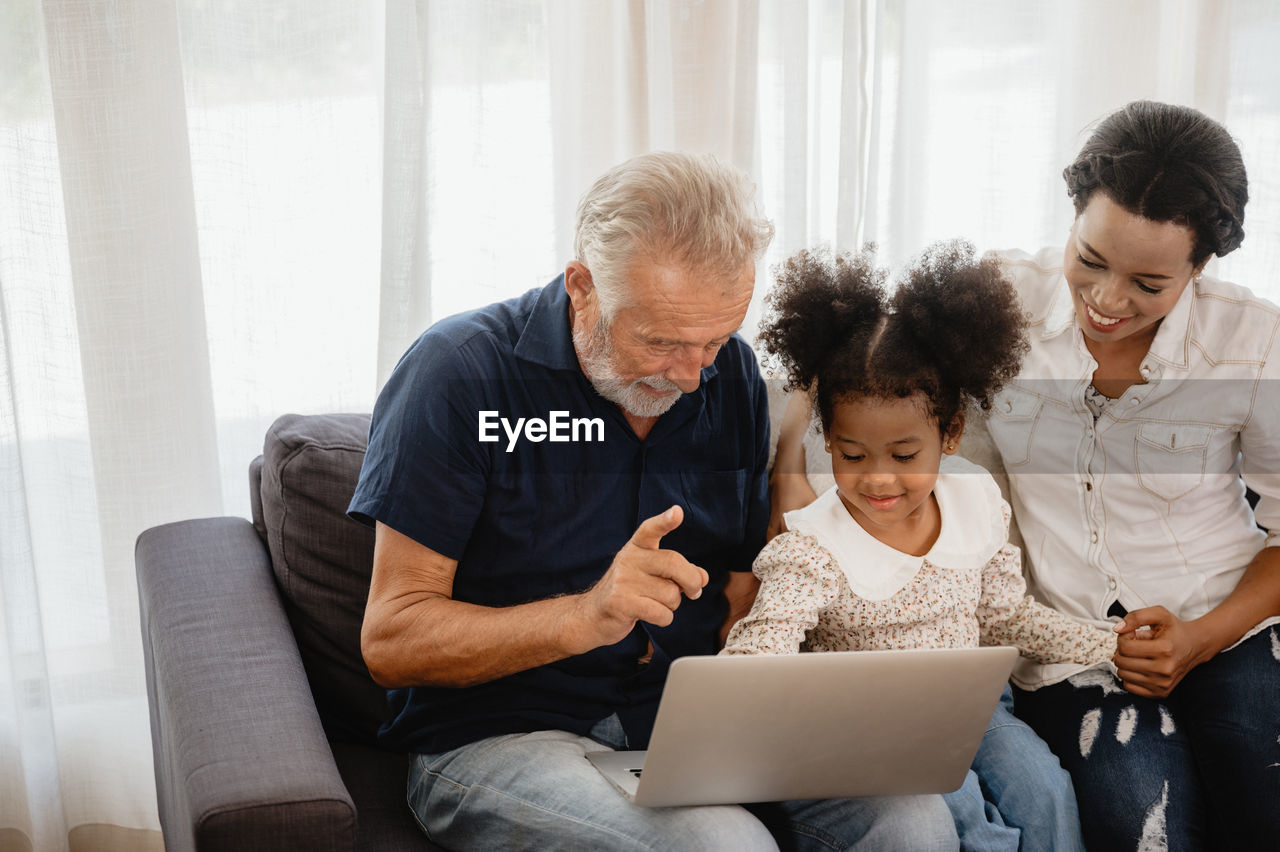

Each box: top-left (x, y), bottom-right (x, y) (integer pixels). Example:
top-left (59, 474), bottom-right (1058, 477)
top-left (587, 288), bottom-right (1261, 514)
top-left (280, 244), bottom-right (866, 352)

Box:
top-left (978, 248), bottom-right (1280, 687)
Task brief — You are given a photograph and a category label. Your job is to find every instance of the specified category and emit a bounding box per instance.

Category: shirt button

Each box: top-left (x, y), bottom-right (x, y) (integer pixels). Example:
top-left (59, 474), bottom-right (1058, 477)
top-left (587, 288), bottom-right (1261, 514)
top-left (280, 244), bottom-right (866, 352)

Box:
top-left (1141, 364), bottom-right (1151, 374)
top-left (1108, 577), bottom-right (1117, 589)
top-left (1091, 531), bottom-right (1099, 543)
top-left (1130, 397), bottom-right (1140, 405)
top-left (1084, 482), bottom-right (1093, 491)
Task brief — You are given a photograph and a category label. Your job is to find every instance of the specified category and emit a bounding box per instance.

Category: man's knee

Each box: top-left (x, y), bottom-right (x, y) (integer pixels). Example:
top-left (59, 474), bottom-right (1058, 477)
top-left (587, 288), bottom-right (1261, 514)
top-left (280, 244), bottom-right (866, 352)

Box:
top-left (875, 795), bottom-right (958, 851)
top-left (663, 805), bottom-right (779, 851)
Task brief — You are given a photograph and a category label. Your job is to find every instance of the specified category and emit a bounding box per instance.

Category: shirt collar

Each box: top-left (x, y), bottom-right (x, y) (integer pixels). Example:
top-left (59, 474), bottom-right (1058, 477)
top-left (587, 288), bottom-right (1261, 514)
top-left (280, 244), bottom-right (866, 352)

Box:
top-left (513, 276), bottom-right (582, 372)
top-left (1143, 277), bottom-right (1195, 370)
top-left (511, 274), bottom-right (722, 384)
top-left (782, 461), bottom-right (1006, 601)
top-left (1039, 277), bottom-right (1078, 341)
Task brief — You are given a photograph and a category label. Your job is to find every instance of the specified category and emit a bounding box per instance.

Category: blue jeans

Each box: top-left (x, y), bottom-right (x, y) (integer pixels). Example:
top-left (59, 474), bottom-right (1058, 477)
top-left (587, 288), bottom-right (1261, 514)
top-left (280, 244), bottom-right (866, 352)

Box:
top-left (407, 714), bottom-right (957, 851)
top-left (941, 685), bottom-right (1085, 852)
top-left (1014, 626), bottom-right (1280, 851)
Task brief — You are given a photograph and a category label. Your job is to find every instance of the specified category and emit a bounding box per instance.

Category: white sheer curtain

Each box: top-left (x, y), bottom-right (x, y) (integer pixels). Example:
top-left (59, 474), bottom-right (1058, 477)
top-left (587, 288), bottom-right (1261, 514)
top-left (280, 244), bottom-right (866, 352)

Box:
top-left (3, 1), bottom-right (1279, 849)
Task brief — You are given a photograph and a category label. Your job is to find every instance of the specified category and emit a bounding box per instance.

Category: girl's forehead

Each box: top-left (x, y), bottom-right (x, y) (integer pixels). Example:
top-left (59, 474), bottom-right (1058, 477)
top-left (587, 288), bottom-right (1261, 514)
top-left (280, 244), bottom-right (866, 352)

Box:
top-left (828, 392), bottom-right (936, 439)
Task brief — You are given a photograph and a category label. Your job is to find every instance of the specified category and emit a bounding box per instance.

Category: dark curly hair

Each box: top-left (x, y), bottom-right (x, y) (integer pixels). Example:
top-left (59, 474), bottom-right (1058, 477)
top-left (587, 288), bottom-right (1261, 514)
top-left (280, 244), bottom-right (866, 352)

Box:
top-left (1063, 100), bottom-right (1247, 265)
top-left (757, 241), bottom-right (1028, 435)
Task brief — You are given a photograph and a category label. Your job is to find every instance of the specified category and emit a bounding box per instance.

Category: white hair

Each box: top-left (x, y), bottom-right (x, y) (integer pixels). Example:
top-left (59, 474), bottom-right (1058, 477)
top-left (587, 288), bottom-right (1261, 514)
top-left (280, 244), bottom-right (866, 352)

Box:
top-left (573, 151), bottom-right (775, 321)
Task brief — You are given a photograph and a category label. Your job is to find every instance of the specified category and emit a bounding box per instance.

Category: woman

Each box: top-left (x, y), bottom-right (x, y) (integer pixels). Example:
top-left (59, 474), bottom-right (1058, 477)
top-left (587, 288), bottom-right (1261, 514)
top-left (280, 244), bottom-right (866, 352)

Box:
top-left (770, 101), bottom-right (1280, 850)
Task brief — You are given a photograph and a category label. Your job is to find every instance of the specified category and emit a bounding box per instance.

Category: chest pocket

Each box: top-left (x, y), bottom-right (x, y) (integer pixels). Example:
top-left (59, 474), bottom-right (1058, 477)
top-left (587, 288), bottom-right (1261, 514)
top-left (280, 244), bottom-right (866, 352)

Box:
top-left (986, 387), bottom-right (1043, 468)
top-left (667, 468), bottom-right (748, 558)
top-left (1134, 422), bottom-right (1213, 502)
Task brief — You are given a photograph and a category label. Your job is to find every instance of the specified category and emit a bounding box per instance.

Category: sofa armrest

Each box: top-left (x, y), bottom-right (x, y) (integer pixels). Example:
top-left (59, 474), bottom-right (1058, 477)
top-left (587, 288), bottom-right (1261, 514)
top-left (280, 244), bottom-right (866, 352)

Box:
top-left (137, 517), bottom-right (357, 852)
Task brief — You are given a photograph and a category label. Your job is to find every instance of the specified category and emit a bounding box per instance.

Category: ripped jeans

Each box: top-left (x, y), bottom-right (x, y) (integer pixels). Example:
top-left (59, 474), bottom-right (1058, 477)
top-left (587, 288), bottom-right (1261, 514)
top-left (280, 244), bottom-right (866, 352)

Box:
top-left (1013, 626), bottom-right (1280, 852)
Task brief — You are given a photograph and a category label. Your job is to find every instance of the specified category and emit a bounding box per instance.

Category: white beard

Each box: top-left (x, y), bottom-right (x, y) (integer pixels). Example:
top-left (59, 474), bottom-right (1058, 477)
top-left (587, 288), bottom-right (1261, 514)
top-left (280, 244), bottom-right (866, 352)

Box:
top-left (573, 314), bottom-right (685, 418)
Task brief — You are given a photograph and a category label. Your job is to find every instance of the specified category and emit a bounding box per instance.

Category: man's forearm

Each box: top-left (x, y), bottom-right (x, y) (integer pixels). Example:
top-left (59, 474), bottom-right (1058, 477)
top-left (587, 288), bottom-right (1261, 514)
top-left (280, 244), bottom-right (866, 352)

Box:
top-left (362, 509), bottom-right (707, 689)
top-left (362, 521), bottom-right (601, 688)
top-left (362, 591), bottom-right (595, 688)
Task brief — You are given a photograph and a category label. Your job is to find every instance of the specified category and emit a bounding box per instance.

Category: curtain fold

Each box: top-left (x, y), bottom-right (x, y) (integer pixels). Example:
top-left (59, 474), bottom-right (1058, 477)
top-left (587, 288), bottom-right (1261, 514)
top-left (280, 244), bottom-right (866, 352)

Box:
top-left (378, 0), bottom-right (431, 383)
top-left (545, 0), bottom-right (760, 274)
top-left (1, 7), bottom-right (70, 849)
top-left (3, 2), bottom-right (1280, 849)
top-left (43, 0), bottom-right (224, 632)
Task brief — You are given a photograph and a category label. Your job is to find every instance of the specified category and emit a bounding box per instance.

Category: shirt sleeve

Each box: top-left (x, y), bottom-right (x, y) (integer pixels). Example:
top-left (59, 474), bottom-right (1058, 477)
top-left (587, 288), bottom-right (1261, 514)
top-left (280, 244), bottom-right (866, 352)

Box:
top-left (976, 502), bottom-right (1117, 664)
top-left (347, 328), bottom-right (494, 559)
top-left (1241, 328), bottom-right (1280, 540)
top-left (721, 531), bottom-right (841, 655)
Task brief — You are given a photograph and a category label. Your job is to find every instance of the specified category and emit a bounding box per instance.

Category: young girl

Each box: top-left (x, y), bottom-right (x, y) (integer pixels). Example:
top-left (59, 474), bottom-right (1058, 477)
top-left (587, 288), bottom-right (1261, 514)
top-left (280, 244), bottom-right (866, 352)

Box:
top-left (725, 242), bottom-right (1117, 852)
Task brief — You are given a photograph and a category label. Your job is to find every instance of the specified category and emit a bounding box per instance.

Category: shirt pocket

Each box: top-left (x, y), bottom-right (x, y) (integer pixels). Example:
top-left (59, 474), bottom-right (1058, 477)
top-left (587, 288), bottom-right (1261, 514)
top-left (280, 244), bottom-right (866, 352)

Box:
top-left (1134, 422), bottom-right (1213, 502)
top-left (986, 386), bottom-right (1044, 468)
top-left (671, 468), bottom-right (748, 558)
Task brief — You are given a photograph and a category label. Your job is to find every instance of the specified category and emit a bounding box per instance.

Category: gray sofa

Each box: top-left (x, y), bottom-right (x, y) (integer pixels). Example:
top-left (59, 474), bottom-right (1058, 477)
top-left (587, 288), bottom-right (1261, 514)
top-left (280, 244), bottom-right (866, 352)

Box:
top-left (133, 393), bottom-right (834, 850)
top-left (136, 413), bottom-right (441, 852)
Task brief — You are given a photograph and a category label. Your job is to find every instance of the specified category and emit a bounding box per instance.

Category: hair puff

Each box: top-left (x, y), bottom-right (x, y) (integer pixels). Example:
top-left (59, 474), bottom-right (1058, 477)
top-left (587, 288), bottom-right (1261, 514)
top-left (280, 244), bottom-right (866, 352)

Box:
top-left (756, 247), bottom-right (888, 395)
top-left (758, 241), bottom-right (1028, 435)
top-left (890, 240), bottom-right (1028, 418)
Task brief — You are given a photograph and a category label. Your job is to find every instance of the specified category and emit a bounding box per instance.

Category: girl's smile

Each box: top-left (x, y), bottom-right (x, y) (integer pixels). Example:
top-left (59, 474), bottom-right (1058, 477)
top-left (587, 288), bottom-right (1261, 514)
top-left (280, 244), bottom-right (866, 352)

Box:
top-left (862, 493), bottom-right (904, 511)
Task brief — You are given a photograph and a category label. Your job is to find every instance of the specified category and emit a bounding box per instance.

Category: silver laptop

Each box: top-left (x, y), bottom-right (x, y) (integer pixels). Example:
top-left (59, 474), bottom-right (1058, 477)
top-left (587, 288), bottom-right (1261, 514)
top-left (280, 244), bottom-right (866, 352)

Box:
top-left (585, 646), bottom-right (1018, 807)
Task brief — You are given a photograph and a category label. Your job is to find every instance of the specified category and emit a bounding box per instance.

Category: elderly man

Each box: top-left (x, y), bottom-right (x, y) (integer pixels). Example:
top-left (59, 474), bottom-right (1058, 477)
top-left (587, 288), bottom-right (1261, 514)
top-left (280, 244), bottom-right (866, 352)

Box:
top-left (349, 152), bottom-right (954, 850)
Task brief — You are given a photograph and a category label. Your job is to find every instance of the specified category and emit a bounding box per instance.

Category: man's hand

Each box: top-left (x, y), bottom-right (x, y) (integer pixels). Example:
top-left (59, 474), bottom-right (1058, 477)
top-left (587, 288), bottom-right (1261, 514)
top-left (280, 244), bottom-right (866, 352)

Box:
top-left (1112, 606), bottom-right (1212, 698)
top-left (575, 505), bottom-right (709, 649)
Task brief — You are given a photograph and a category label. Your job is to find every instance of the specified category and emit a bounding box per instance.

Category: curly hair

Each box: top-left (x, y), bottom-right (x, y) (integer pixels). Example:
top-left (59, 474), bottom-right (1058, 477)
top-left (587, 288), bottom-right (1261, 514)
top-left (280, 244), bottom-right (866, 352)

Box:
top-left (757, 241), bottom-right (1028, 434)
top-left (1063, 101), bottom-right (1247, 265)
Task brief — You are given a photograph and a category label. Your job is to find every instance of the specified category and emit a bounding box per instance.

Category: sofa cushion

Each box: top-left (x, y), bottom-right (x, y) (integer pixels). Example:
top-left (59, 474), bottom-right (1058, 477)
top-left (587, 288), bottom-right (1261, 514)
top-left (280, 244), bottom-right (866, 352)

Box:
top-left (258, 412), bottom-right (387, 744)
top-left (331, 744), bottom-right (437, 850)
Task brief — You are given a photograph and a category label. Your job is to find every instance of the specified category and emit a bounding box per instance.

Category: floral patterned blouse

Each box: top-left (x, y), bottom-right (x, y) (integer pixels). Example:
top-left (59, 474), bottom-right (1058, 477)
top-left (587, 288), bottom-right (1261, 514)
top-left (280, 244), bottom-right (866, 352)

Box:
top-left (723, 463), bottom-right (1117, 664)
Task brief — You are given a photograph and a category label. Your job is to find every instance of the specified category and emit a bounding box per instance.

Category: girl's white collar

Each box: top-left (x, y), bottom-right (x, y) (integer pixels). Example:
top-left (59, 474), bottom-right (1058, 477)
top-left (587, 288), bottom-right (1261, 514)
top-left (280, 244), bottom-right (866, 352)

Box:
top-left (781, 455), bottom-right (1006, 601)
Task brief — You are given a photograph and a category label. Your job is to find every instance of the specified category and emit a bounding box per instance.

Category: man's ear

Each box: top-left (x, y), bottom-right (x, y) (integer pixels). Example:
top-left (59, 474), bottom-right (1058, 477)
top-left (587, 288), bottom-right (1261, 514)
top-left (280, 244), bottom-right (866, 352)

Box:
top-left (942, 412), bottom-right (965, 455)
top-left (564, 261), bottom-right (595, 312)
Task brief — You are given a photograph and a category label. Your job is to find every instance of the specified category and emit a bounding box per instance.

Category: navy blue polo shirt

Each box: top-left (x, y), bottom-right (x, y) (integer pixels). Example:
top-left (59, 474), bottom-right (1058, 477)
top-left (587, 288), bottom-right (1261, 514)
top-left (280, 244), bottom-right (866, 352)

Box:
top-left (349, 276), bottom-right (770, 753)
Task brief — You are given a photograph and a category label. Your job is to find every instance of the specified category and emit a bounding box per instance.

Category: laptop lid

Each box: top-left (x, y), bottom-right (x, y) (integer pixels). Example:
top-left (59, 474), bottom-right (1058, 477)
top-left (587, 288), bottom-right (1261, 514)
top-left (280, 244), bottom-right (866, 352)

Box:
top-left (588, 646), bottom-right (1018, 808)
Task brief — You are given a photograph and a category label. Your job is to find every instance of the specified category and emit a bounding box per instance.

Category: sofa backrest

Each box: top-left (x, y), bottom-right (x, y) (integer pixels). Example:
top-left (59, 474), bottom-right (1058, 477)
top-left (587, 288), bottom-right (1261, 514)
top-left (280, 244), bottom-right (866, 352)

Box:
top-left (251, 413), bottom-right (388, 745)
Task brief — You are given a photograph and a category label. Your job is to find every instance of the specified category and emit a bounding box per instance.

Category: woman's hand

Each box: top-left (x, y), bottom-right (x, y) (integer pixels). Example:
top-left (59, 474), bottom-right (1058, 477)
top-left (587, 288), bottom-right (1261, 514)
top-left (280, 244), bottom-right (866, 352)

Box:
top-left (768, 472), bottom-right (818, 540)
top-left (1112, 606), bottom-right (1213, 698)
top-left (1112, 547), bottom-right (1280, 698)
top-left (768, 391), bottom-right (819, 540)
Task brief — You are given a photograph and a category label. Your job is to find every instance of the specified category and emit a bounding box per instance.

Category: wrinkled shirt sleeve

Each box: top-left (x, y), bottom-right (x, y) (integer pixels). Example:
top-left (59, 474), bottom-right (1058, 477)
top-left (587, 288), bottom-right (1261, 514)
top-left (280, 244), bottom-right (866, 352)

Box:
top-left (1241, 334), bottom-right (1280, 539)
top-left (722, 532), bottom-right (841, 655)
top-left (977, 502), bottom-right (1118, 664)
